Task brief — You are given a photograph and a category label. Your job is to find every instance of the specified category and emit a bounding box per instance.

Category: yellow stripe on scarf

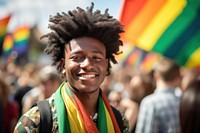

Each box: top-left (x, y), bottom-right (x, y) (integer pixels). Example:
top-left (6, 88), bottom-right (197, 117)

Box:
top-left (103, 102), bottom-right (115, 133)
top-left (61, 86), bottom-right (86, 133)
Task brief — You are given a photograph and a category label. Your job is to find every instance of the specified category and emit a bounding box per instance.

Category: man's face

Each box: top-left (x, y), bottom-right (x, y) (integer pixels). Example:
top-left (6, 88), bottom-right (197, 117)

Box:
top-left (64, 37), bottom-right (108, 93)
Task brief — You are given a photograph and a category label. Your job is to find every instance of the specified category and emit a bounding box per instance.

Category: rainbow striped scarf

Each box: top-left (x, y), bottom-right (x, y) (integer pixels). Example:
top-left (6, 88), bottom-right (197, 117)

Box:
top-left (54, 82), bottom-right (121, 133)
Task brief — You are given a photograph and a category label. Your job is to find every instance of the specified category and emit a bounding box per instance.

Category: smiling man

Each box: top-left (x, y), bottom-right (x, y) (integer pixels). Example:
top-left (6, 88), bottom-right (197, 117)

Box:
top-left (64, 37), bottom-right (108, 94)
top-left (14, 2), bottom-right (128, 133)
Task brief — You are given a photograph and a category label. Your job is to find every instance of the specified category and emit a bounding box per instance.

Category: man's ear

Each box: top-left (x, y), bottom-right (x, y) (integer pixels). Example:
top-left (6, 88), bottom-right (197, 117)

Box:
top-left (60, 58), bottom-right (65, 69)
top-left (60, 58), bottom-right (66, 79)
top-left (106, 59), bottom-right (109, 76)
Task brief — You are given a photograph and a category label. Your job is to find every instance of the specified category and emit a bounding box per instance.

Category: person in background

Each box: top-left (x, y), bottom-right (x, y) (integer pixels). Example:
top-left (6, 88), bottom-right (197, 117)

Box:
top-left (22, 65), bottom-right (62, 113)
top-left (108, 90), bottom-right (122, 109)
top-left (135, 58), bottom-right (181, 133)
top-left (13, 64), bottom-right (35, 117)
top-left (14, 2), bottom-right (128, 133)
top-left (124, 72), bottom-right (155, 132)
top-left (180, 77), bottom-right (200, 133)
top-left (118, 94), bottom-right (139, 133)
top-left (0, 73), bottom-right (19, 133)
top-left (128, 72), bottom-right (155, 104)
top-left (181, 68), bottom-right (199, 91)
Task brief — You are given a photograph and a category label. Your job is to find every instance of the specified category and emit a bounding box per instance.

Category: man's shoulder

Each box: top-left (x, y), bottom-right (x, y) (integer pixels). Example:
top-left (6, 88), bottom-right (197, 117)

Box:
top-left (141, 93), bottom-right (157, 103)
top-left (14, 95), bottom-right (57, 133)
top-left (143, 88), bottom-right (180, 102)
top-left (14, 106), bottom-right (40, 132)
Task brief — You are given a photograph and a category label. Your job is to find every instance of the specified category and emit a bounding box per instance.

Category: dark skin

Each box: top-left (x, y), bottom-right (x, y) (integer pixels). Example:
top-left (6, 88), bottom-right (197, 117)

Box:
top-left (61, 36), bottom-right (108, 117)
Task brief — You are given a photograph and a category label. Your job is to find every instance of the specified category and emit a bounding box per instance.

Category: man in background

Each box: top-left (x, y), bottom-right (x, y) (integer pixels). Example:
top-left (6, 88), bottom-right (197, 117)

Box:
top-left (136, 58), bottom-right (181, 133)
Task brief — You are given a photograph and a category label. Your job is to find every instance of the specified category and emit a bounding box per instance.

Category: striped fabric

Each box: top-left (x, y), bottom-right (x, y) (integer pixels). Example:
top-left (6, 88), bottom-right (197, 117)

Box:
top-left (0, 15), bottom-right (11, 42)
top-left (13, 25), bottom-right (30, 54)
top-left (54, 82), bottom-right (121, 133)
top-left (120, 0), bottom-right (200, 68)
top-left (2, 34), bottom-right (13, 55)
top-left (0, 15), bottom-right (11, 55)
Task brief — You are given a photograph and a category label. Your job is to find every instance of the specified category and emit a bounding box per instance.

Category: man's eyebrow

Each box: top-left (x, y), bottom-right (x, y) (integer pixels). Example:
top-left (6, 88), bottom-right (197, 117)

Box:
top-left (69, 49), bottom-right (104, 54)
top-left (91, 51), bottom-right (104, 54)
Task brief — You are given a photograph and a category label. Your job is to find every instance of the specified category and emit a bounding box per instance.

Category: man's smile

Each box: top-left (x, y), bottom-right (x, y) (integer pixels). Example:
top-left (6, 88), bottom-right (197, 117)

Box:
top-left (77, 73), bottom-right (99, 80)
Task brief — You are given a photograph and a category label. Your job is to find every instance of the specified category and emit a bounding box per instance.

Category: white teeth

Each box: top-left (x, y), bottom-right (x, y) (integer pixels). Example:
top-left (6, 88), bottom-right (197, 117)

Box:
top-left (80, 74), bottom-right (95, 78)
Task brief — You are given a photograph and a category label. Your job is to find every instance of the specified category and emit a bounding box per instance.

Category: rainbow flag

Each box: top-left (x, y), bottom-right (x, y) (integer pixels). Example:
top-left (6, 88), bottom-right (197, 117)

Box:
top-left (13, 25), bottom-right (30, 54)
top-left (120, 46), bottom-right (147, 67)
top-left (120, 0), bottom-right (200, 68)
top-left (2, 34), bottom-right (13, 55)
top-left (140, 52), bottom-right (161, 72)
top-left (120, 46), bottom-right (159, 72)
top-left (0, 15), bottom-right (11, 55)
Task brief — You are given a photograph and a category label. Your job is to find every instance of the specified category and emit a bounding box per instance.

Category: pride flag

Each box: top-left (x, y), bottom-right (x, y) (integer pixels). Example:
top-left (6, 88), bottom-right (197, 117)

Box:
top-left (118, 45), bottom-right (159, 72)
top-left (13, 25), bottom-right (30, 54)
top-left (0, 15), bottom-right (11, 55)
top-left (120, 0), bottom-right (200, 68)
top-left (2, 34), bottom-right (13, 55)
top-left (140, 52), bottom-right (161, 72)
top-left (122, 47), bottom-right (147, 67)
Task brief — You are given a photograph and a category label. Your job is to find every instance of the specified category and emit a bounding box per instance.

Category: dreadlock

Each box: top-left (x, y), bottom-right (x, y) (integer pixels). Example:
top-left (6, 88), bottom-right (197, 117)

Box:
top-left (41, 2), bottom-right (124, 75)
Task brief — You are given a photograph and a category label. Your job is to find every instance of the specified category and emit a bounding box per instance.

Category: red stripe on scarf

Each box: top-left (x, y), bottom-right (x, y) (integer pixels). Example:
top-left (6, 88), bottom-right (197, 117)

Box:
top-left (74, 94), bottom-right (99, 133)
top-left (101, 90), bottom-right (121, 133)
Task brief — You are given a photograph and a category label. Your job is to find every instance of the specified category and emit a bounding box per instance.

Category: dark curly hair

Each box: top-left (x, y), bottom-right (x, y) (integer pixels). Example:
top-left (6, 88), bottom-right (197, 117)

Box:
top-left (41, 2), bottom-right (124, 76)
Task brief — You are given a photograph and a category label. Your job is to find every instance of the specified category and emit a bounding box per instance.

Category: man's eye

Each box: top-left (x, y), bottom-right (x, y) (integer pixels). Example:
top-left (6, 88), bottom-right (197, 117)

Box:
top-left (72, 56), bottom-right (84, 61)
top-left (92, 56), bottom-right (101, 61)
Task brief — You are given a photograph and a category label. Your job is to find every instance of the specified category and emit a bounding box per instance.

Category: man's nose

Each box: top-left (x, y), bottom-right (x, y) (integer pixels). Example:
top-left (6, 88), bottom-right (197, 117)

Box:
top-left (80, 58), bottom-right (94, 68)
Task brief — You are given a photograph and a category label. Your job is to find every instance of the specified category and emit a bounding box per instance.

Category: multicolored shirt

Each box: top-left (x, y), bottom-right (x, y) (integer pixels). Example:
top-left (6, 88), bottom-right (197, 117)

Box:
top-left (14, 94), bottom-right (129, 133)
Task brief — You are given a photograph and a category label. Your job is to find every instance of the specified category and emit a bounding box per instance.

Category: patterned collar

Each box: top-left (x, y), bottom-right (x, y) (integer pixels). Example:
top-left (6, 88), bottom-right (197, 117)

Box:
top-left (90, 113), bottom-right (98, 123)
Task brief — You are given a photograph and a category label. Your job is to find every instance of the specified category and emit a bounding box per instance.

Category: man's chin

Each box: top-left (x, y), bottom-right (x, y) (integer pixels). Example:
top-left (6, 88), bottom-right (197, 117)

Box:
top-left (77, 86), bottom-right (99, 94)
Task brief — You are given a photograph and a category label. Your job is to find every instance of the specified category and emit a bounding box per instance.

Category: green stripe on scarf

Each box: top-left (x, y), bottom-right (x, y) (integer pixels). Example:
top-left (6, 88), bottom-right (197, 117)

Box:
top-left (54, 82), bottom-right (71, 133)
top-left (98, 96), bottom-right (108, 133)
top-left (54, 82), bottom-right (116, 132)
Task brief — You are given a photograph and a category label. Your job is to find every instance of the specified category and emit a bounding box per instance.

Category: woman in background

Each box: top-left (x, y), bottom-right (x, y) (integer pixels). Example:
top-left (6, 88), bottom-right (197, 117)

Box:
top-left (180, 77), bottom-right (200, 133)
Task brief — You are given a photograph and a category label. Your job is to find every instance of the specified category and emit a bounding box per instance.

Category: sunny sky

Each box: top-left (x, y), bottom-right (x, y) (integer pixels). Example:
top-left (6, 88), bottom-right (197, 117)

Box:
top-left (0, 0), bottom-right (123, 33)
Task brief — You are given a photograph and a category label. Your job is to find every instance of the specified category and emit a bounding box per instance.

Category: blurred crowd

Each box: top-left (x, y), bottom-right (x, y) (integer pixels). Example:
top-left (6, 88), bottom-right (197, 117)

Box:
top-left (0, 62), bottom-right (62, 133)
top-left (0, 57), bottom-right (200, 133)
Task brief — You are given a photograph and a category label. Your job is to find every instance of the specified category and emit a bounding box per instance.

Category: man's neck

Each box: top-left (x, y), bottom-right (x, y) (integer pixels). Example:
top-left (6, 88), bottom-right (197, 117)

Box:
top-left (156, 80), bottom-right (176, 89)
top-left (75, 90), bottom-right (99, 117)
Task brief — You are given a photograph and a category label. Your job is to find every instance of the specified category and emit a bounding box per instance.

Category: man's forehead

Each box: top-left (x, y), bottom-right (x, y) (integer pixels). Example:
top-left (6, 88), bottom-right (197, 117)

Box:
top-left (64, 37), bottom-right (106, 53)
